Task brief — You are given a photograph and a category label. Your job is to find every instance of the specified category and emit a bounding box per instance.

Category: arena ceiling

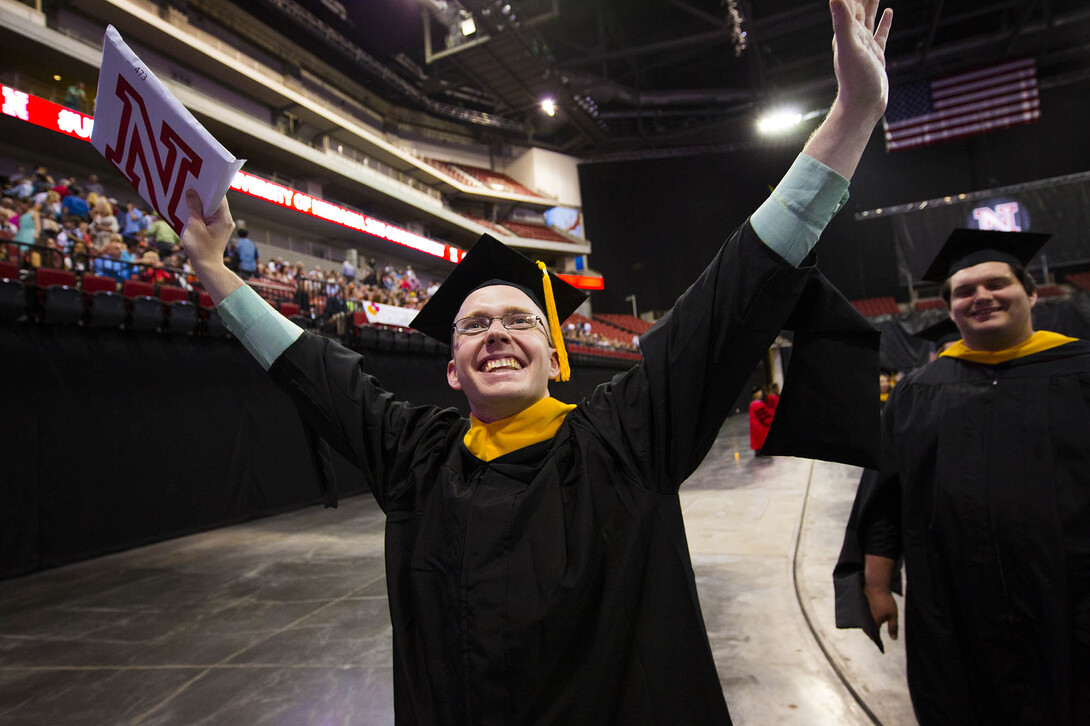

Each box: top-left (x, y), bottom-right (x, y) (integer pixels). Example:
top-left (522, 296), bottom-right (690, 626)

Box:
top-left (200, 0), bottom-right (1090, 159)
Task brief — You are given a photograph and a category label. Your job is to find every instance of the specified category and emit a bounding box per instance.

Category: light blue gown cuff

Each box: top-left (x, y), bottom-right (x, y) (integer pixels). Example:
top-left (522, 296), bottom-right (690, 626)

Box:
top-left (750, 153), bottom-right (850, 267)
top-left (217, 284), bottom-right (303, 371)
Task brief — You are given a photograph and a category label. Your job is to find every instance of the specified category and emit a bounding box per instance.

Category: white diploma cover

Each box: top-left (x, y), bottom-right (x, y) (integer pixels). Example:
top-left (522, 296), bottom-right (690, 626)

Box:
top-left (91, 25), bottom-right (245, 233)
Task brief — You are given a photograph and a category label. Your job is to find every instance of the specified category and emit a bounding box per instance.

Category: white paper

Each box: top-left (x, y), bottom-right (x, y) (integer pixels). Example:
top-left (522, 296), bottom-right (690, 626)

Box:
top-left (361, 301), bottom-right (419, 328)
top-left (90, 25), bottom-right (245, 233)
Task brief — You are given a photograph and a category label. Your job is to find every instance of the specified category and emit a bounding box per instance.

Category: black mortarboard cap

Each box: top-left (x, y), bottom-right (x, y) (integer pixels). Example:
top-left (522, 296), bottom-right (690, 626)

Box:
top-left (410, 234), bottom-right (587, 377)
top-left (912, 317), bottom-right (961, 346)
top-left (921, 228), bottom-right (1051, 283)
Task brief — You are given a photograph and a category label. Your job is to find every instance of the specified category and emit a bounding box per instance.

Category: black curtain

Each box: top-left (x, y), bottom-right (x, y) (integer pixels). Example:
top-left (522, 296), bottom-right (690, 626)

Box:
top-left (0, 325), bottom-right (631, 580)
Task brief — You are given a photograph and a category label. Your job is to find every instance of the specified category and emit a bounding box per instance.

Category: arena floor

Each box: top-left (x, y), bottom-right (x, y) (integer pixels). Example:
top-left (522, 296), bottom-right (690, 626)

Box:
top-left (0, 415), bottom-right (916, 725)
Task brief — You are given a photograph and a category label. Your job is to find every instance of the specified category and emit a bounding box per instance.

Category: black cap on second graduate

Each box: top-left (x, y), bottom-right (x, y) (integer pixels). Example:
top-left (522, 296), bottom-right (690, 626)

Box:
top-left (410, 234), bottom-right (587, 342)
top-left (921, 228), bottom-right (1051, 283)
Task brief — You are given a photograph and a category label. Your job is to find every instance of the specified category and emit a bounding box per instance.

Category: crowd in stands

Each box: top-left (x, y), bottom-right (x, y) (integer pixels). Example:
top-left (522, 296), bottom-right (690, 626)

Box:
top-left (1, 161), bottom-right (643, 356)
top-left (1, 164), bottom-right (193, 289)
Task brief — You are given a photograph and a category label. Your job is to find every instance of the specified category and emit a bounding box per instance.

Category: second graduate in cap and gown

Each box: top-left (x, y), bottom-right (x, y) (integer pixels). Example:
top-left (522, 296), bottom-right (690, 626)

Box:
top-left (835, 229), bottom-right (1090, 726)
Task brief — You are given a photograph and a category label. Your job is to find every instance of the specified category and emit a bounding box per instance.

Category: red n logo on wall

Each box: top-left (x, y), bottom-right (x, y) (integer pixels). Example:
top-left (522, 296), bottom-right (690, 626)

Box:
top-left (104, 75), bottom-right (203, 232)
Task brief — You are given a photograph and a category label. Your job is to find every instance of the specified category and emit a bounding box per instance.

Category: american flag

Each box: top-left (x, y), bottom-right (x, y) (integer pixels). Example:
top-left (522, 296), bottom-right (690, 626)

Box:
top-left (883, 58), bottom-right (1040, 152)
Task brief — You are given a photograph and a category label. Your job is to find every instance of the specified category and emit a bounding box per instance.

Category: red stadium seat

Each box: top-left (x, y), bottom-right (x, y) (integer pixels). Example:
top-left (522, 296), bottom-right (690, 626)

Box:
top-left (35, 268), bottom-right (82, 325)
top-left (198, 291), bottom-right (230, 338)
top-left (123, 279), bottom-right (161, 332)
top-left (160, 286), bottom-right (197, 334)
top-left (0, 261), bottom-right (18, 280)
top-left (81, 274), bottom-right (125, 328)
top-left (0, 278), bottom-right (27, 321)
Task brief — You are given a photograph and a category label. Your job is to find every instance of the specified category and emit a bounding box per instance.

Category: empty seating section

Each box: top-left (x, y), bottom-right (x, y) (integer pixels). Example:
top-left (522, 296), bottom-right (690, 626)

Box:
top-left (422, 158), bottom-right (479, 187)
top-left (1066, 272), bottom-right (1090, 291)
top-left (455, 164), bottom-right (543, 198)
top-left (567, 344), bottom-right (641, 361)
top-left (914, 298), bottom-right (946, 311)
top-left (851, 296), bottom-right (900, 317)
top-left (462, 215), bottom-right (515, 237)
top-left (593, 313), bottom-right (653, 335)
top-left (500, 221), bottom-right (570, 243)
top-left (423, 158), bottom-right (545, 199)
top-left (1037, 284), bottom-right (1062, 298)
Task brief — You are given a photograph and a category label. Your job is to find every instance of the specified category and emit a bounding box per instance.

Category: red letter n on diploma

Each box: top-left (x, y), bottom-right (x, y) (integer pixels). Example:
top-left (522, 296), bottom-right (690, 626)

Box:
top-left (103, 75), bottom-right (204, 232)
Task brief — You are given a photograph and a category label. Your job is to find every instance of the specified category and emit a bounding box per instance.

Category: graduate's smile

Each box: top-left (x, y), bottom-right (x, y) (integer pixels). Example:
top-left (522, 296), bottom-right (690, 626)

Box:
top-left (969, 306), bottom-right (1002, 321)
top-left (480, 355), bottom-right (525, 373)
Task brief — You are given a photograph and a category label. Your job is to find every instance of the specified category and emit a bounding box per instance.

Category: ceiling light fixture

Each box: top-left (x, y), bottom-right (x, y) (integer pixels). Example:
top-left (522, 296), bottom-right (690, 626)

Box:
top-left (757, 109), bottom-right (802, 135)
top-left (541, 98), bottom-right (557, 116)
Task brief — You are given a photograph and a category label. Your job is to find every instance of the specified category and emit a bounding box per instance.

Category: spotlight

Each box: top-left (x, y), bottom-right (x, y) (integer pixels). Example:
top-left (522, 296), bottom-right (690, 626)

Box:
top-left (541, 98), bottom-right (557, 116)
top-left (757, 109), bottom-right (802, 135)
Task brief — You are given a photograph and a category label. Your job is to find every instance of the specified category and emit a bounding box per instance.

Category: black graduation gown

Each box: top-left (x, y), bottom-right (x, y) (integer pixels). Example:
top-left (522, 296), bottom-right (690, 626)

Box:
top-left (835, 339), bottom-right (1090, 726)
top-left (269, 222), bottom-right (877, 725)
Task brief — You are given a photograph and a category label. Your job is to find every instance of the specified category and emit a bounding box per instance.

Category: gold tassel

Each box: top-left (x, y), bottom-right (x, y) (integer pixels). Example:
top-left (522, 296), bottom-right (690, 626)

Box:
top-left (536, 260), bottom-right (571, 381)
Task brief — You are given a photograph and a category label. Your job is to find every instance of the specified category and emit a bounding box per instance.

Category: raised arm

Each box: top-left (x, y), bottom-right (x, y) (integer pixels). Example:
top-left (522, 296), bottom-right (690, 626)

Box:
top-left (181, 189), bottom-right (302, 371)
top-left (803, 0), bottom-right (894, 179)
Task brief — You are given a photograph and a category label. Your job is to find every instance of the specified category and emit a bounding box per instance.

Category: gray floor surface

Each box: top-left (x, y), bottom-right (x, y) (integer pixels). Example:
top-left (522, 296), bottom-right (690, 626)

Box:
top-left (0, 415), bottom-right (916, 725)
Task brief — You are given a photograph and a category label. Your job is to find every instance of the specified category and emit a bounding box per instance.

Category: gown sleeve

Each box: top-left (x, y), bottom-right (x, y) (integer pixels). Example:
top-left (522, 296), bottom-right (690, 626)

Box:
top-left (579, 222), bottom-right (816, 491)
top-left (833, 389), bottom-right (905, 650)
top-left (266, 332), bottom-right (463, 511)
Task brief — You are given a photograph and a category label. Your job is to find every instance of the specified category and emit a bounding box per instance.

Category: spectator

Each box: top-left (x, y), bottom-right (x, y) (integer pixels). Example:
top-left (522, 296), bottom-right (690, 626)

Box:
top-left (90, 199), bottom-right (119, 249)
top-left (40, 190), bottom-right (63, 222)
top-left (341, 257), bottom-right (355, 282)
top-left (137, 250), bottom-right (173, 287)
top-left (68, 240), bottom-right (91, 273)
top-left (10, 175), bottom-right (35, 200)
top-left (61, 185), bottom-right (90, 218)
top-left (63, 82), bottom-right (87, 112)
top-left (145, 213), bottom-right (180, 258)
top-left (93, 236), bottom-right (129, 281)
top-left (12, 198), bottom-right (39, 246)
top-left (121, 201), bottom-right (145, 242)
top-left (85, 174), bottom-right (105, 199)
top-left (234, 229), bottom-right (258, 279)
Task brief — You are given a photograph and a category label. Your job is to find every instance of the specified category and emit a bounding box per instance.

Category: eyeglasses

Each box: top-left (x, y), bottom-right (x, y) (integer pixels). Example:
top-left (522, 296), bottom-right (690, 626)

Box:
top-left (453, 313), bottom-right (545, 335)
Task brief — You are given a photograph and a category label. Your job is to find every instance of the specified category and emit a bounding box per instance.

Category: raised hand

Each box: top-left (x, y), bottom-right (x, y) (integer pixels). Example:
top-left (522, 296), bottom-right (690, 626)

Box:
top-left (830, 0), bottom-right (894, 122)
top-left (180, 189), bottom-right (235, 271)
top-left (801, 0), bottom-right (894, 179)
top-left (180, 189), bottom-right (244, 306)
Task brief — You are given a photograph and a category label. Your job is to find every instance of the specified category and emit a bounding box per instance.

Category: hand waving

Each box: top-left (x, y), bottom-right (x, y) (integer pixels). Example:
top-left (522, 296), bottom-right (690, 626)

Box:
top-left (830, 0), bottom-right (894, 121)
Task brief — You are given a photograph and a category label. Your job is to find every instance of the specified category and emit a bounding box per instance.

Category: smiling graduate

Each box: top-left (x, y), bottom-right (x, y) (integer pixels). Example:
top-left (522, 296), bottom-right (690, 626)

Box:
top-left (836, 228), bottom-right (1090, 725)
